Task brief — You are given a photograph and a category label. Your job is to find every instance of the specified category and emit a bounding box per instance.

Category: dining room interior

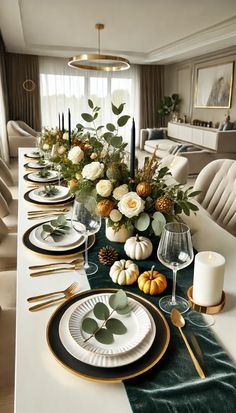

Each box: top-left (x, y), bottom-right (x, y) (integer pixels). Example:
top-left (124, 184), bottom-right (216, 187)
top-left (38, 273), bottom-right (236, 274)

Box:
top-left (1, 1), bottom-right (236, 413)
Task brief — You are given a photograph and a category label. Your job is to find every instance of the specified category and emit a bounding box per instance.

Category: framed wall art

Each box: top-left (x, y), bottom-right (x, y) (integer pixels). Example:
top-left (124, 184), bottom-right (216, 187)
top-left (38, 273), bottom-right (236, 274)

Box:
top-left (195, 62), bottom-right (234, 108)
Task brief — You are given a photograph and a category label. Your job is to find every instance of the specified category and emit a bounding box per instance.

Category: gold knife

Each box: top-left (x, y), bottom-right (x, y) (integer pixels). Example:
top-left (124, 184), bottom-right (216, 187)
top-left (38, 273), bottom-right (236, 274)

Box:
top-left (29, 296), bottom-right (65, 311)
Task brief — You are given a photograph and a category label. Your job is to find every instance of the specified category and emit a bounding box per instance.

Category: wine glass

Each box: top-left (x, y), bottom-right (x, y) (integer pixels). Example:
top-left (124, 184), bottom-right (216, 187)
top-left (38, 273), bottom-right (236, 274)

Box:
top-left (71, 196), bottom-right (101, 276)
top-left (157, 222), bottom-right (193, 314)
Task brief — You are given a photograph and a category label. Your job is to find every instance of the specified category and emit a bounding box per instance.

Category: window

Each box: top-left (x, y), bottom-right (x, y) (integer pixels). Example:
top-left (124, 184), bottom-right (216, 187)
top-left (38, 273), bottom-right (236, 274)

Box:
top-left (39, 57), bottom-right (140, 143)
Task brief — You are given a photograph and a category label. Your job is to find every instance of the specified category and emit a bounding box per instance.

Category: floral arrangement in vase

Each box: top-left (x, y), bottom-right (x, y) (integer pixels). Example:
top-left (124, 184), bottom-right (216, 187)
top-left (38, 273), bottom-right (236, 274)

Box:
top-left (51, 99), bottom-right (199, 237)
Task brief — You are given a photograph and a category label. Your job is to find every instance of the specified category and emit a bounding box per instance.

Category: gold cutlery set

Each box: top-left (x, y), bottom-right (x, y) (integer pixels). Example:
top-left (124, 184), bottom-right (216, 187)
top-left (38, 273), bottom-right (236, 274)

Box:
top-left (28, 282), bottom-right (80, 312)
top-left (27, 208), bottom-right (70, 219)
top-left (30, 258), bottom-right (84, 277)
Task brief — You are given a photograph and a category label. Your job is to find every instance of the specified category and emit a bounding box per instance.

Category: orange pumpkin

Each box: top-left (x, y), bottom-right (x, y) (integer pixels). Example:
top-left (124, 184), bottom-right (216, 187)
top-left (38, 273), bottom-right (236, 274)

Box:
top-left (138, 265), bottom-right (167, 295)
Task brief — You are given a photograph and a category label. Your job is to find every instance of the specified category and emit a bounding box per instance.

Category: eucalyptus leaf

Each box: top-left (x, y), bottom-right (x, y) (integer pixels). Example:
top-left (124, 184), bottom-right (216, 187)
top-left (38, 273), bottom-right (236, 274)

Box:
top-left (88, 99), bottom-right (94, 109)
top-left (82, 318), bottom-right (98, 334)
top-left (81, 113), bottom-right (94, 123)
top-left (93, 302), bottom-right (110, 320)
top-left (116, 304), bottom-right (132, 315)
top-left (117, 103), bottom-right (126, 114)
top-left (151, 219), bottom-right (162, 236)
top-left (134, 212), bottom-right (150, 231)
top-left (106, 123), bottom-right (116, 132)
top-left (111, 103), bottom-right (120, 115)
top-left (42, 224), bottom-right (53, 233)
top-left (50, 219), bottom-right (59, 227)
top-left (110, 136), bottom-right (122, 148)
top-left (109, 290), bottom-right (128, 310)
top-left (153, 212), bottom-right (166, 225)
top-left (95, 328), bottom-right (114, 344)
top-left (57, 215), bottom-right (67, 225)
top-left (106, 318), bottom-right (127, 335)
top-left (117, 115), bottom-right (130, 127)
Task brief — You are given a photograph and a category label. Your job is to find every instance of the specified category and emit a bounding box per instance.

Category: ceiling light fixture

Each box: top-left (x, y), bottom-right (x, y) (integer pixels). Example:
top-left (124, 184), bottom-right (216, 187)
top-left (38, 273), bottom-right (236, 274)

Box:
top-left (68, 23), bottom-right (130, 72)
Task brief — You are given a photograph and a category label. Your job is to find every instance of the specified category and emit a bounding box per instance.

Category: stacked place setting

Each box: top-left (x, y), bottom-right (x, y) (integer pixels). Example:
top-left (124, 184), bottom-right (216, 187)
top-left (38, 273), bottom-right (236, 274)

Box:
top-left (24, 184), bottom-right (74, 208)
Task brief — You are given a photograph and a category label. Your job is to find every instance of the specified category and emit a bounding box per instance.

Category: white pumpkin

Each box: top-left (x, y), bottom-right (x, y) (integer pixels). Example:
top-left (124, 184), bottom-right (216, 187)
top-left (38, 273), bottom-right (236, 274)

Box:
top-left (124, 234), bottom-right (153, 260)
top-left (109, 259), bottom-right (139, 285)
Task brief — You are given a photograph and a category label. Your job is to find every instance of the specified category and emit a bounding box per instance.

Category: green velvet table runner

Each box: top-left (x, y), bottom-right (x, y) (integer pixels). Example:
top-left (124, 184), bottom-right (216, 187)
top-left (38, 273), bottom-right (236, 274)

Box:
top-left (88, 222), bottom-right (236, 413)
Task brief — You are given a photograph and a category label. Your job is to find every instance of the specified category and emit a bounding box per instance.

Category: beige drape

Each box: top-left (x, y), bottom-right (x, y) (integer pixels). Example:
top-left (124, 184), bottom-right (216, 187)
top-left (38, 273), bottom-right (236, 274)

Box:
top-left (140, 65), bottom-right (165, 129)
top-left (6, 53), bottom-right (41, 131)
top-left (0, 32), bottom-right (10, 162)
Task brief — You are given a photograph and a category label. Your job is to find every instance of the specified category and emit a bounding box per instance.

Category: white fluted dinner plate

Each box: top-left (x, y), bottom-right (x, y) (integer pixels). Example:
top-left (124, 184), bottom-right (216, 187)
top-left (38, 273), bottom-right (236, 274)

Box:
top-left (69, 293), bottom-right (151, 355)
top-left (26, 161), bottom-right (50, 169)
top-left (59, 294), bottom-right (156, 368)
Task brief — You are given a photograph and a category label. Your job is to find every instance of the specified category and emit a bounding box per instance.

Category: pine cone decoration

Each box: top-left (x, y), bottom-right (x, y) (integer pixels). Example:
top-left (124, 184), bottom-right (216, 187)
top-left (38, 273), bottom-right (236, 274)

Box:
top-left (155, 196), bottom-right (173, 213)
top-left (99, 246), bottom-right (119, 266)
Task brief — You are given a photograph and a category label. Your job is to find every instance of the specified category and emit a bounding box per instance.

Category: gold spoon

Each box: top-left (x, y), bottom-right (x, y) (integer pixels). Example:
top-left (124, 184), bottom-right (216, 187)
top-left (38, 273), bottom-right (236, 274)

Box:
top-left (170, 308), bottom-right (205, 379)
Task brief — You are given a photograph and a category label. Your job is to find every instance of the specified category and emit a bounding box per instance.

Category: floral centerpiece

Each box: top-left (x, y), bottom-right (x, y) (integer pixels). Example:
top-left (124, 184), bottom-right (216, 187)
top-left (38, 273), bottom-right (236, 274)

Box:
top-left (51, 99), bottom-right (199, 238)
top-left (41, 127), bottom-right (69, 153)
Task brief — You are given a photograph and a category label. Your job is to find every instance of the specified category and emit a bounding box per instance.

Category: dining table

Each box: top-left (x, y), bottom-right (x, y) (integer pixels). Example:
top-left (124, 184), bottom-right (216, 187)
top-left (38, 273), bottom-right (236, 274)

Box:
top-left (14, 148), bottom-right (236, 413)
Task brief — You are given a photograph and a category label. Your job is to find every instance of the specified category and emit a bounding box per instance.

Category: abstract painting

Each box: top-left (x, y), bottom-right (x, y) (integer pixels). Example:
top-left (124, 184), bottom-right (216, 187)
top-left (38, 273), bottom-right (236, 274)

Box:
top-left (195, 62), bottom-right (234, 108)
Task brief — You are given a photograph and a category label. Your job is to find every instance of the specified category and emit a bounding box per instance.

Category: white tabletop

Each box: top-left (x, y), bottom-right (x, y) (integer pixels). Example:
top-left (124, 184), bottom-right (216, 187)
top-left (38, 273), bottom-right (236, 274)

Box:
top-left (15, 148), bottom-right (236, 413)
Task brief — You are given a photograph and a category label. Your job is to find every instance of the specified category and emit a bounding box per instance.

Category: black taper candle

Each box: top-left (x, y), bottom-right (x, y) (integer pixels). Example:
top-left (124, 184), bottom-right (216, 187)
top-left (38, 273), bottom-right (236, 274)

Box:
top-left (58, 113), bottom-right (61, 130)
top-left (68, 108), bottom-right (71, 147)
top-left (62, 112), bottom-right (64, 133)
top-left (130, 118), bottom-right (136, 179)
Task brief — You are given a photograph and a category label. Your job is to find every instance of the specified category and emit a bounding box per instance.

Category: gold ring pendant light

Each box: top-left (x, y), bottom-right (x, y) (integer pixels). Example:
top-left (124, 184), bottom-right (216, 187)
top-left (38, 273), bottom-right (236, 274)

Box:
top-left (68, 23), bottom-right (130, 72)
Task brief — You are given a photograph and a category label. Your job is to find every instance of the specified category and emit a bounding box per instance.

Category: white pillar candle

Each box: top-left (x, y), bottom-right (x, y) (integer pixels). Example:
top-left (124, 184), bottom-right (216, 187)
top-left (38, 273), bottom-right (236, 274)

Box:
top-left (192, 251), bottom-right (225, 306)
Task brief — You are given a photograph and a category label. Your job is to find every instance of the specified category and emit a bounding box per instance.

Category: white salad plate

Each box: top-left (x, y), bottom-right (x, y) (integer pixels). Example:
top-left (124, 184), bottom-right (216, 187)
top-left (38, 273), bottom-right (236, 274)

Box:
top-left (28, 170), bottom-right (59, 182)
top-left (26, 161), bottom-right (50, 169)
top-left (25, 151), bottom-right (41, 158)
top-left (30, 186), bottom-right (70, 203)
top-left (29, 225), bottom-right (84, 251)
top-left (69, 293), bottom-right (151, 355)
top-left (59, 293), bottom-right (156, 368)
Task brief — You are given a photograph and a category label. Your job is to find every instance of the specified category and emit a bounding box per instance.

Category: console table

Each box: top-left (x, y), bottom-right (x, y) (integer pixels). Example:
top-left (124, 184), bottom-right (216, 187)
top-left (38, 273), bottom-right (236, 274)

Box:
top-left (168, 122), bottom-right (236, 153)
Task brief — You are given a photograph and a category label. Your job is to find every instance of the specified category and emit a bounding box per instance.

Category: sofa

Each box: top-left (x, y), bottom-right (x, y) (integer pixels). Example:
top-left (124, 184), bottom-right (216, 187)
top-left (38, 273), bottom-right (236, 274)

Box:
top-left (140, 123), bottom-right (236, 174)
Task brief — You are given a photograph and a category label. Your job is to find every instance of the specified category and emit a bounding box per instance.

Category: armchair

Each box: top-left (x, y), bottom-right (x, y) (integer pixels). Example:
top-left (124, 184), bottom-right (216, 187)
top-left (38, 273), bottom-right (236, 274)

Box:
top-left (7, 120), bottom-right (41, 157)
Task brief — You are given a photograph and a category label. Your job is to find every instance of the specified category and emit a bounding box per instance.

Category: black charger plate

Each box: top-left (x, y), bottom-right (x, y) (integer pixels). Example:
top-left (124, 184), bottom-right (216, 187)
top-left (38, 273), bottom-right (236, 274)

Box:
top-left (47, 288), bottom-right (170, 382)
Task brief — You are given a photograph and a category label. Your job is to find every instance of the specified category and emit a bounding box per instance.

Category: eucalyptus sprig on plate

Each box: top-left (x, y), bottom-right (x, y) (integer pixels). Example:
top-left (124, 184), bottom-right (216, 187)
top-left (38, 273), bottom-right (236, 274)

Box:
top-left (40, 185), bottom-right (59, 197)
top-left (37, 158), bottom-right (47, 166)
top-left (41, 215), bottom-right (71, 241)
top-left (37, 168), bottom-right (51, 178)
top-left (81, 290), bottom-right (132, 345)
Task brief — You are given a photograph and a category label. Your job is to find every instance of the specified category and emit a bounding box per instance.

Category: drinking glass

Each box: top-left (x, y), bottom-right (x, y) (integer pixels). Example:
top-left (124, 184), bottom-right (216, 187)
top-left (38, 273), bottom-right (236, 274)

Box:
top-left (157, 222), bottom-right (194, 314)
top-left (71, 197), bottom-right (101, 276)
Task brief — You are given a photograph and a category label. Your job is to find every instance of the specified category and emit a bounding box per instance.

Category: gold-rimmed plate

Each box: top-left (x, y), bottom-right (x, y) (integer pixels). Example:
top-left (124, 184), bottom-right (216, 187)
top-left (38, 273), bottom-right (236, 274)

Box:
top-left (24, 161), bottom-right (50, 170)
top-left (47, 289), bottom-right (170, 382)
top-left (24, 172), bottom-right (59, 184)
top-left (24, 189), bottom-right (74, 207)
top-left (24, 152), bottom-right (41, 159)
top-left (23, 221), bottom-right (95, 258)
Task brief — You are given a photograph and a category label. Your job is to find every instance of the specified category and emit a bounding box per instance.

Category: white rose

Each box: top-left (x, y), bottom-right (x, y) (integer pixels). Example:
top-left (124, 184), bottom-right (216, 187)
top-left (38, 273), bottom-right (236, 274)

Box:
top-left (112, 184), bottom-right (129, 201)
top-left (42, 143), bottom-right (50, 150)
top-left (68, 146), bottom-right (84, 164)
top-left (96, 180), bottom-right (113, 197)
top-left (109, 209), bottom-right (122, 222)
top-left (57, 146), bottom-right (66, 155)
top-left (82, 162), bottom-right (104, 181)
top-left (118, 192), bottom-right (145, 218)
top-left (63, 132), bottom-right (69, 140)
top-left (100, 149), bottom-right (108, 158)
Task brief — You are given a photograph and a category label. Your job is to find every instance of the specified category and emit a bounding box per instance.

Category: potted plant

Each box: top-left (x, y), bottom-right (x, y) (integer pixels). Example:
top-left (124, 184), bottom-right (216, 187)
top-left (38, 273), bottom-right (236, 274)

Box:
top-left (158, 93), bottom-right (181, 123)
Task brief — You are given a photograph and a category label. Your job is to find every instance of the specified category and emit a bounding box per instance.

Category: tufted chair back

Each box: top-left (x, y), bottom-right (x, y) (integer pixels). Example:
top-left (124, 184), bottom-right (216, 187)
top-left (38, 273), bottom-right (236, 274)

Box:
top-left (193, 159), bottom-right (236, 236)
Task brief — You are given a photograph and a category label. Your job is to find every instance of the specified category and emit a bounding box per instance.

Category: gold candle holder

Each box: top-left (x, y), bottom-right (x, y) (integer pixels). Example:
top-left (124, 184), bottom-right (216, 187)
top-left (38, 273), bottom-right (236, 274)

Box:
top-left (187, 286), bottom-right (225, 315)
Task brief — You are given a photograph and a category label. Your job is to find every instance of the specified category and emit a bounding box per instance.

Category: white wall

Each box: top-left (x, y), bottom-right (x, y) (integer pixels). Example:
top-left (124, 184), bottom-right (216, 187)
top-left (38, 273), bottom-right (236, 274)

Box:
top-left (164, 46), bottom-right (236, 126)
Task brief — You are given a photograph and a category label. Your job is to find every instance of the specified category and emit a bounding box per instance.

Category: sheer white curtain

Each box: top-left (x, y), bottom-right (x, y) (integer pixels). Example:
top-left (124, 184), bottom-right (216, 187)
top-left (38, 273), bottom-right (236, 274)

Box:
top-left (0, 69), bottom-right (9, 163)
top-left (39, 56), bottom-right (140, 144)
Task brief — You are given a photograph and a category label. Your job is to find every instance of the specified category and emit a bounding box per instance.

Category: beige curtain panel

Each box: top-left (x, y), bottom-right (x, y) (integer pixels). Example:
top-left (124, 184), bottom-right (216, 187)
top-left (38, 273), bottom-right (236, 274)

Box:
top-left (6, 53), bottom-right (41, 131)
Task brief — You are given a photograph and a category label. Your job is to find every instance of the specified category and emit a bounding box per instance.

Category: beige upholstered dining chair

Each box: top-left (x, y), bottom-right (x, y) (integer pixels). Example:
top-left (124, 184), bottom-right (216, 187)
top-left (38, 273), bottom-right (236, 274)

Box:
top-left (193, 159), bottom-right (236, 236)
top-left (0, 178), bottom-right (18, 232)
top-left (158, 154), bottom-right (189, 184)
top-left (0, 218), bottom-right (17, 270)
top-left (7, 120), bottom-right (40, 157)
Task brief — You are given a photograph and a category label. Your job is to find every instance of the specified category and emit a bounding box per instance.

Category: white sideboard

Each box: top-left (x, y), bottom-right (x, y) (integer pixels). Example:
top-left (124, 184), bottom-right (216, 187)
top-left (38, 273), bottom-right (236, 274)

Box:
top-left (167, 122), bottom-right (236, 153)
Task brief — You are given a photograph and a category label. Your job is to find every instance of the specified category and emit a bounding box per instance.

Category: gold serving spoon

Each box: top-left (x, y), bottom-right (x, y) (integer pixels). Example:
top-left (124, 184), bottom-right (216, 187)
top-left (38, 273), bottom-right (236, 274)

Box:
top-left (170, 309), bottom-right (205, 379)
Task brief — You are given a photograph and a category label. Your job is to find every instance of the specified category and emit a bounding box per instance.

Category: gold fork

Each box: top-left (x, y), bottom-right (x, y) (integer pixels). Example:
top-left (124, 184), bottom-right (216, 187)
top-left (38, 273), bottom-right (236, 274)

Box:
top-left (28, 282), bottom-right (79, 311)
top-left (30, 262), bottom-right (83, 277)
top-left (29, 257), bottom-right (83, 270)
top-left (28, 212), bottom-right (68, 220)
top-left (28, 282), bottom-right (79, 302)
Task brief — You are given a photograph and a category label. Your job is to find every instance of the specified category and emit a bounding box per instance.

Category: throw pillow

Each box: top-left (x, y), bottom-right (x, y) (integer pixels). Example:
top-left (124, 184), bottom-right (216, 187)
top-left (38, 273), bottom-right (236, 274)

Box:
top-left (148, 128), bottom-right (164, 140)
top-left (223, 122), bottom-right (234, 131)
